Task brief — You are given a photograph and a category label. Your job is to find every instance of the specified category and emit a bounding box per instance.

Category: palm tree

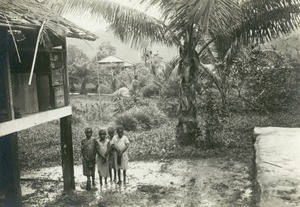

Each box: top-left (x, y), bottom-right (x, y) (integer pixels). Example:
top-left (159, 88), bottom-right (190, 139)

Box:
top-left (48, 0), bottom-right (300, 145)
top-left (69, 60), bottom-right (95, 95)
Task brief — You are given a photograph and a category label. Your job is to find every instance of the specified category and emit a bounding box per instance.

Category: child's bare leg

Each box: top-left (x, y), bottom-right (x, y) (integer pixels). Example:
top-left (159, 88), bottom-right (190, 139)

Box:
top-left (86, 176), bottom-right (91, 190)
top-left (92, 171), bottom-right (95, 186)
top-left (117, 169), bottom-right (121, 184)
top-left (113, 169), bottom-right (117, 181)
top-left (123, 170), bottom-right (126, 183)
top-left (99, 175), bottom-right (103, 186)
top-left (109, 168), bottom-right (112, 182)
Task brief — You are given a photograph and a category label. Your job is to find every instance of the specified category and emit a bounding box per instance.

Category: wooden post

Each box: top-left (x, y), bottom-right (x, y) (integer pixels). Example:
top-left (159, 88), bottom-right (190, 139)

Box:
top-left (62, 38), bottom-right (69, 106)
top-left (4, 50), bottom-right (14, 120)
top-left (1, 46), bottom-right (22, 206)
top-left (60, 115), bottom-right (75, 191)
top-left (0, 134), bottom-right (22, 207)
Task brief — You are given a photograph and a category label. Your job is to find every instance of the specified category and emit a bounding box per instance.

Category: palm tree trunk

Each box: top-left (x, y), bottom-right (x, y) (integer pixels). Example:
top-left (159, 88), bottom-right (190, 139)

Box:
top-left (176, 44), bottom-right (198, 145)
top-left (69, 82), bottom-right (76, 93)
top-left (220, 64), bottom-right (229, 113)
top-left (80, 79), bottom-right (88, 95)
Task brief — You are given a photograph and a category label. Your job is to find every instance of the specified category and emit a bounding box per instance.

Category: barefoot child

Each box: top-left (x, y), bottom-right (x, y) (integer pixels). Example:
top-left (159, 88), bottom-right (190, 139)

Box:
top-left (96, 129), bottom-right (110, 186)
top-left (107, 126), bottom-right (117, 182)
top-left (111, 126), bottom-right (130, 184)
top-left (81, 127), bottom-right (96, 190)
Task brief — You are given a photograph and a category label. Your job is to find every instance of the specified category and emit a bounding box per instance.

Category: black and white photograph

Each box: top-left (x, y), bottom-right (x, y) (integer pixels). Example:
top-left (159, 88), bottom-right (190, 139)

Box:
top-left (1, 0), bottom-right (300, 206)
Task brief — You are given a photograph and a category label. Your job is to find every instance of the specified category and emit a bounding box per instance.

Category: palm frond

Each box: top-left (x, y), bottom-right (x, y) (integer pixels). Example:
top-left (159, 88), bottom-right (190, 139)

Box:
top-left (193, 56), bottom-right (222, 92)
top-left (222, 0), bottom-right (300, 45)
top-left (162, 56), bottom-right (180, 80)
top-left (211, 0), bottom-right (300, 63)
top-left (207, 0), bottom-right (242, 37)
top-left (139, 0), bottom-right (174, 12)
top-left (49, 0), bottom-right (176, 48)
top-left (198, 37), bottom-right (219, 64)
top-left (162, 0), bottom-right (241, 46)
top-left (241, 0), bottom-right (300, 43)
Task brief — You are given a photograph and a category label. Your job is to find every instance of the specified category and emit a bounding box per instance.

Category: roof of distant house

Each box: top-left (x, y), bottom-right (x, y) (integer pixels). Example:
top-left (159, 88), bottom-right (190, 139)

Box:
top-left (99, 55), bottom-right (133, 67)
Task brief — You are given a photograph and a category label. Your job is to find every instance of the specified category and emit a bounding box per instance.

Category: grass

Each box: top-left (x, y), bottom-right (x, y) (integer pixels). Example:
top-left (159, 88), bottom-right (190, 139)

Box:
top-left (18, 95), bottom-right (300, 171)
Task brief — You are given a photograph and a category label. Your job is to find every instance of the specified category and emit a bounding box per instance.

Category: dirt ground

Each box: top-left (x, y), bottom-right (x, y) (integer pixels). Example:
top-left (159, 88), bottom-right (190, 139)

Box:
top-left (18, 157), bottom-right (254, 207)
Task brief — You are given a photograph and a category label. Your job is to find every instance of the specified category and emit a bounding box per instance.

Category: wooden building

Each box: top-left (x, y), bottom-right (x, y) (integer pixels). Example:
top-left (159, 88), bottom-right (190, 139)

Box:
top-left (0, 0), bottom-right (97, 206)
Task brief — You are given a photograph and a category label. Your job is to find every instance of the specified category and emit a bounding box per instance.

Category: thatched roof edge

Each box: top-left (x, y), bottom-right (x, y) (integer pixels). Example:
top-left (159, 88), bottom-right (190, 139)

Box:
top-left (0, 0), bottom-right (98, 41)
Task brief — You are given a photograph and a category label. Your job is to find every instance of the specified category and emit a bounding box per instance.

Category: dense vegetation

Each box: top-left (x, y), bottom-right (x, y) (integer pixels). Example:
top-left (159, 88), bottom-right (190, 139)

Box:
top-left (18, 41), bottom-right (300, 171)
top-left (16, 0), bottom-right (300, 172)
top-left (48, 0), bottom-right (300, 145)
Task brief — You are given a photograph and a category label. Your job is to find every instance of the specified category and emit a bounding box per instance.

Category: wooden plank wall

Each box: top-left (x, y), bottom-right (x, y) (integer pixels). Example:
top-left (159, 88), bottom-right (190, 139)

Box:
top-left (12, 73), bottom-right (39, 115)
top-left (36, 75), bottom-right (51, 111)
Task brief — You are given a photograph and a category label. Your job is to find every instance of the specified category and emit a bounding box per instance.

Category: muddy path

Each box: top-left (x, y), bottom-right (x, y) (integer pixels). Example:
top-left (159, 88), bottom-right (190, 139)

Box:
top-left (19, 158), bottom-right (254, 207)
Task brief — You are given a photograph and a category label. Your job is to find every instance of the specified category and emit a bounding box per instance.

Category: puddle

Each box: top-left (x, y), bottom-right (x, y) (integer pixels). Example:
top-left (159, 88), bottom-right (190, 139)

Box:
top-left (20, 158), bottom-right (253, 207)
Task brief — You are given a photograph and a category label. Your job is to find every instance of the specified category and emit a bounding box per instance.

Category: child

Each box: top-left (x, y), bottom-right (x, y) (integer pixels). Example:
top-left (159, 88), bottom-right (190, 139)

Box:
top-left (81, 127), bottom-right (96, 190)
top-left (111, 126), bottom-right (130, 184)
top-left (96, 129), bottom-right (110, 186)
top-left (107, 126), bottom-right (117, 182)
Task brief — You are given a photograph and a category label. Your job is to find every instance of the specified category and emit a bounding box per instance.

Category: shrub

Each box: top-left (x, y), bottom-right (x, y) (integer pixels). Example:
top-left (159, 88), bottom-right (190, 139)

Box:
top-left (99, 84), bottom-right (114, 94)
top-left (115, 104), bottom-right (167, 131)
top-left (232, 48), bottom-right (300, 112)
top-left (243, 67), bottom-right (299, 112)
top-left (71, 101), bottom-right (112, 124)
top-left (115, 114), bottom-right (138, 131)
top-left (136, 104), bottom-right (167, 127)
top-left (157, 98), bottom-right (179, 117)
top-left (141, 83), bottom-right (160, 97)
top-left (71, 113), bottom-right (86, 125)
top-left (86, 84), bottom-right (98, 93)
top-left (133, 111), bottom-right (152, 130)
top-left (159, 77), bottom-right (180, 98)
top-left (128, 121), bottom-right (177, 159)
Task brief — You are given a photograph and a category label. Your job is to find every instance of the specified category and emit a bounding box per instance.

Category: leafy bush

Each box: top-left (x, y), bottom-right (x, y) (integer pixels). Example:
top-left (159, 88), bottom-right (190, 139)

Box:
top-left (72, 104), bottom-right (111, 125)
top-left (115, 114), bottom-right (138, 131)
top-left (132, 111), bottom-right (152, 130)
top-left (112, 96), bottom-right (140, 115)
top-left (98, 84), bottom-right (114, 94)
top-left (232, 48), bottom-right (300, 112)
top-left (136, 104), bottom-right (167, 127)
top-left (128, 121), bottom-right (177, 158)
top-left (141, 83), bottom-right (160, 97)
top-left (195, 88), bottom-right (226, 148)
top-left (71, 112), bottom-right (86, 125)
top-left (115, 104), bottom-right (167, 131)
top-left (159, 77), bottom-right (180, 98)
top-left (157, 98), bottom-right (179, 117)
top-left (246, 67), bottom-right (300, 112)
top-left (127, 119), bottom-right (250, 161)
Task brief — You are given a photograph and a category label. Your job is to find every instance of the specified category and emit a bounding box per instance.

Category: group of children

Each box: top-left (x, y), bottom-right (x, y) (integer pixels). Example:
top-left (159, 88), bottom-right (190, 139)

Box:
top-left (81, 125), bottom-right (130, 190)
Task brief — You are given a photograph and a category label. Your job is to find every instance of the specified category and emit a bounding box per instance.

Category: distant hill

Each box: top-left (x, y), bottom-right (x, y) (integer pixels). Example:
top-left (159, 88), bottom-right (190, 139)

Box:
top-left (67, 28), bottom-right (178, 63)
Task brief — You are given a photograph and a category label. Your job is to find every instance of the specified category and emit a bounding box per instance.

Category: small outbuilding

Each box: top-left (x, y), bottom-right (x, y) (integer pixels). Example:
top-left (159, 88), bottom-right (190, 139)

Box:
top-left (99, 55), bottom-right (133, 69)
top-left (0, 0), bottom-right (97, 206)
